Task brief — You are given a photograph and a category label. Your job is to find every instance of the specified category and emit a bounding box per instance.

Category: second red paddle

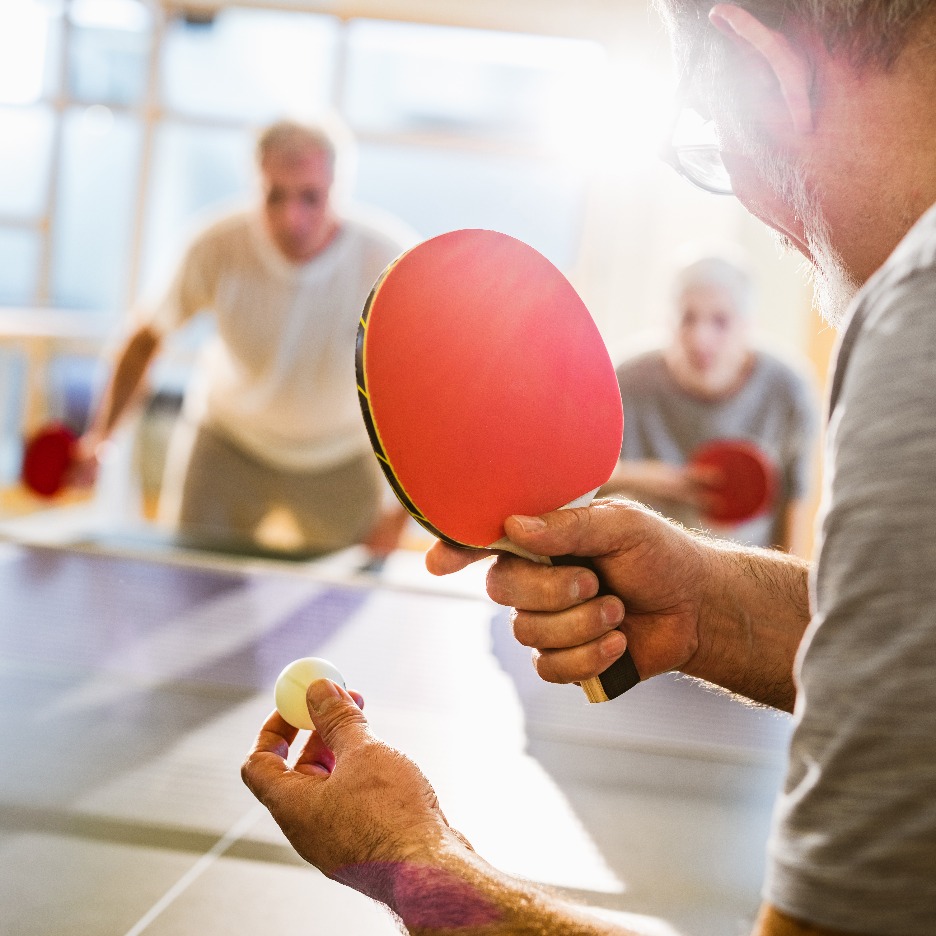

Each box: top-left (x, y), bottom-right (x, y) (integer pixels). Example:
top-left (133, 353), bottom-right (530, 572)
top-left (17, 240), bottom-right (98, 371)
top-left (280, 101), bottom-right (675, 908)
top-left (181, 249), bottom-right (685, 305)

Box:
top-left (690, 439), bottom-right (777, 525)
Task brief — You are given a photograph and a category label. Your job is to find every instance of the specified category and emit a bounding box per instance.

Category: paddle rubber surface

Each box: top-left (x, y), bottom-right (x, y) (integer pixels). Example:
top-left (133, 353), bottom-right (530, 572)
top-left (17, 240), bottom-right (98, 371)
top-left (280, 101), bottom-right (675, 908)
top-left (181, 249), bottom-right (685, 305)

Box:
top-left (356, 229), bottom-right (623, 549)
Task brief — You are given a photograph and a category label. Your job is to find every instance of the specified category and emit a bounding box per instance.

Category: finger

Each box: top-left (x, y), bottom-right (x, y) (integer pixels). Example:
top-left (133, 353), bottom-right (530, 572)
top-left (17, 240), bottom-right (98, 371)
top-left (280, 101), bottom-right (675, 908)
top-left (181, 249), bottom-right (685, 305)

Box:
top-left (293, 730), bottom-right (336, 777)
top-left (686, 465), bottom-right (723, 488)
top-left (510, 595), bottom-right (624, 649)
top-left (241, 710), bottom-right (300, 798)
top-left (503, 501), bottom-right (643, 560)
top-left (425, 540), bottom-right (491, 575)
top-left (486, 553), bottom-right (598, 611)
top-left (531, 629), bottom-right (628, 685)
top-left (305, 679), bottom-right (372, 756)
top-left (293, 689), bottom-right (365, 777)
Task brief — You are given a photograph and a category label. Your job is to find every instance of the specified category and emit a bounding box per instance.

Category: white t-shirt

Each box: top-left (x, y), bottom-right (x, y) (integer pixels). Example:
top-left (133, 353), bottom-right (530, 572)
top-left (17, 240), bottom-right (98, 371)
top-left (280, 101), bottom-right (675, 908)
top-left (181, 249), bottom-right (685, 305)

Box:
top-left (148, 206), bottom-right (415, 470)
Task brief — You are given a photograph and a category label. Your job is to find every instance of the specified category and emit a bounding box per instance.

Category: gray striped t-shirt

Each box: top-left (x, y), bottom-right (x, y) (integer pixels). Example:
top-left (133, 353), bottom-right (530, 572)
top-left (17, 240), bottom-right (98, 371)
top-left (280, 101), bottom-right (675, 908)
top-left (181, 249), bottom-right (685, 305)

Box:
top-left (615, 348), bottom-right (817, 548)
top-left (765, 201), bottom-right (936, 933)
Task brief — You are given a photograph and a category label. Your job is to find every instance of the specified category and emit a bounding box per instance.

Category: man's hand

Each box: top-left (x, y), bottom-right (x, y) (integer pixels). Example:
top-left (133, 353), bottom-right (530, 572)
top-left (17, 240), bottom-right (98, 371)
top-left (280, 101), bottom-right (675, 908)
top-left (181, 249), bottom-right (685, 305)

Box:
top-left (242, 681), bottom-right (469, 882)
top-left (428, 497), bottom-right (809, 711)
top-left (244, 680), bottom-right (645, 934)
top-left (602, 459), bottom-right (721, 510)
top-left (429, 500), bottom-right (709, 687)
top-left (67, 433), bottom-right (107, 488)
top-left (362, 505), bottom-right (410, 558)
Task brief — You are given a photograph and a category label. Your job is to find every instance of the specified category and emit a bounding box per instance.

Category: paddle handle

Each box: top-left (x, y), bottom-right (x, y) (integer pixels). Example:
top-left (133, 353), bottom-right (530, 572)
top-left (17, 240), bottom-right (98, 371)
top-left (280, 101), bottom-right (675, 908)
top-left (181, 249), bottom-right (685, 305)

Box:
top-left (550, 555), bottom-right (640, 703)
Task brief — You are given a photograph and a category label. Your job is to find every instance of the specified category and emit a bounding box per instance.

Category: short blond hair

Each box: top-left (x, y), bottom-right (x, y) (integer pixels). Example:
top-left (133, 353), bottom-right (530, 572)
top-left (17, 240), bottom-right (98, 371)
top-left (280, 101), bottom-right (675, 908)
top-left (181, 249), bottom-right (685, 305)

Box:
top-left (673, 253), bottom-right (755, 318)
top-left (255, 119), bottom-right (339, 172)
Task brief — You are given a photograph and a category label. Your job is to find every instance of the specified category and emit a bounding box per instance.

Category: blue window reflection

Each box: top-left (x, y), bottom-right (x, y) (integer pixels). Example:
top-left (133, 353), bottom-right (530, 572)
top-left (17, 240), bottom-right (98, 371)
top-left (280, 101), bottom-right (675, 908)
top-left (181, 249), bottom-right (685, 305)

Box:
top-left (0, 107), bottom-right (54, 219)
top-left (355, 144), bottom-right (584, 271)
top-left (0, 230), bottom-right (41, 305)
top-left (52, 107), bottom-right (141, 313)
top-left (161, 8), bottom-right (337, 122)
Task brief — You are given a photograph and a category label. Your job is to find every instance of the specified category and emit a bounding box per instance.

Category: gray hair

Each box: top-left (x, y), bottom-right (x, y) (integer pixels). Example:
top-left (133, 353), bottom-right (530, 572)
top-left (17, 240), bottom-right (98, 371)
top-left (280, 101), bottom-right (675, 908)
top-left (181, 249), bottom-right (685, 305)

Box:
top-left (673, 253), bottom-right (755, 318)
top-left (255, 119), bottom-right (340, 172)
top-left (654, 0), bottom-right (936, 71)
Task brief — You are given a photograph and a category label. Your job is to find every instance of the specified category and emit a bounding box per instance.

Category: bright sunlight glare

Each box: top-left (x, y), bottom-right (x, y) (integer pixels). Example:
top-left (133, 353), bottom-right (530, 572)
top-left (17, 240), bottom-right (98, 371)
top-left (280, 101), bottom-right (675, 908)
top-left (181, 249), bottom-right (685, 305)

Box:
top-left (544, 52), bottom-right (678, 180)
top-left (0, 1), bottom-right (49, 105)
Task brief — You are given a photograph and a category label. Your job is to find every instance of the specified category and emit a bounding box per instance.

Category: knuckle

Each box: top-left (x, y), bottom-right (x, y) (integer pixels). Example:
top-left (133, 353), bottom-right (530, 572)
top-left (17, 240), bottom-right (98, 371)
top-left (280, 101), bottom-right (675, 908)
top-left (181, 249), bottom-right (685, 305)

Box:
top-left (533, 644), bottom-right (606, 685)
top-left (562, 600), bottom-right (616, 646)
top-left (531, 649), bottom-right (574, 685)
top-left (485, 560), bottom-right (512, 606)
top-left (510, 610), bottom-right (537, 647)
top-left (530, 649), bottom-right (561, 684)
top-left (326, 706), bottom-right (366, 735)
top-left (240, 756), bottom-right (258, 790)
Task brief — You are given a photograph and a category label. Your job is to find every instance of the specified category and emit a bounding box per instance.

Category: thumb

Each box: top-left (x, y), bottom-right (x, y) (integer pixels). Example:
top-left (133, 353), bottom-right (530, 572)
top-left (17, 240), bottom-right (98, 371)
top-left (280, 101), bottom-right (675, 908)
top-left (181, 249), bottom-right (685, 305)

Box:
top-left (504, 501), bottom-right (643, 559)
top-left (306, 679), bottom-right (371, 754)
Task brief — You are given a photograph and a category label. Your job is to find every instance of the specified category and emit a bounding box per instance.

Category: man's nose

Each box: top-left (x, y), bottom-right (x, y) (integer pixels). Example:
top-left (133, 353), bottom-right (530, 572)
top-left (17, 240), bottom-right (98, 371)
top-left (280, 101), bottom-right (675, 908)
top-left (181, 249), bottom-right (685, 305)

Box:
top-left (689, 324), bottom-right (719, 351)
top-left (281, 198), bottom-right (307, 231)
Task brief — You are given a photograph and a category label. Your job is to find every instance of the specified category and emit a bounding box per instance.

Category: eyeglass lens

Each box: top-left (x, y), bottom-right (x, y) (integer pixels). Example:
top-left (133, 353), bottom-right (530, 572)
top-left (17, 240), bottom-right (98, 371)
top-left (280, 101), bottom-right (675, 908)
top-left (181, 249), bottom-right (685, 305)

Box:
top-left (671, 107), bottom-right (733, 195)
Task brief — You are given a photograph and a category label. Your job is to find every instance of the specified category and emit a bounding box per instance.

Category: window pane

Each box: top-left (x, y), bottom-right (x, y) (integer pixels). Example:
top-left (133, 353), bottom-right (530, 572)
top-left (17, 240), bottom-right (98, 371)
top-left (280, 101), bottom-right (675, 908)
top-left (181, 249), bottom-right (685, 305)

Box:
top-left (0, 0), bottom-right (61, 105)
top-left (345, 20), bottom-right (607, 147)
top-left (0, 229), bottom-right (41, 304)
top-left (139, 122), bottom-right (255, 299)
top-left (161, 9), bottom-right (337, 122)
top-left (68, 0), bottom-right (152, 106)
top-left (0, 107), bottom-right (54, 219)
top-left (0, 348), bottom-right (27, 485)
top-left (354, 143), bottom-right (584, 270)
top-left (52, 107), bottom-right (141, 312)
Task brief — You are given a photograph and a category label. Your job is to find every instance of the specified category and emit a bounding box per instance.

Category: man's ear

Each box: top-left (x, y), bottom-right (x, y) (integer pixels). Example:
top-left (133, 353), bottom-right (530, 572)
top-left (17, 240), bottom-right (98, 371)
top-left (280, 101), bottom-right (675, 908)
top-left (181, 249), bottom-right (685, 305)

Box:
top-left (709, 3), bottom-right (814, 136)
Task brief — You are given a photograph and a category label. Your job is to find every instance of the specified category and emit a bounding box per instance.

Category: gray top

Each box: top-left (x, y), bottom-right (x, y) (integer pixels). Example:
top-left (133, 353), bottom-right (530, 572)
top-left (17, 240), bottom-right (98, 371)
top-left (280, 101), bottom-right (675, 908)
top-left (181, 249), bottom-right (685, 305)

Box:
top-left (765, 201), bottom-right (936, 933)
top-left (615, 348), bottom-right (817, 547)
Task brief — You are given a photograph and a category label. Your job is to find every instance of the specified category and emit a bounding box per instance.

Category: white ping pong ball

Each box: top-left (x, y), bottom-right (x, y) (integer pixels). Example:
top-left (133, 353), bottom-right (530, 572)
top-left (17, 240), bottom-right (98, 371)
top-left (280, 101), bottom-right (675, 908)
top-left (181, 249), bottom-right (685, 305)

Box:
top-left (274, 657), bottom-right (346, 730)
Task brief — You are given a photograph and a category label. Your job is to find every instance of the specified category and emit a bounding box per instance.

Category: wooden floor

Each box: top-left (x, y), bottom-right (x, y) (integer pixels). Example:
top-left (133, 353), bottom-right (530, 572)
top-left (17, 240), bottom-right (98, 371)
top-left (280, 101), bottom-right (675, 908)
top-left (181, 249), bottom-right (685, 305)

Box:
top-left (0, 529), bottom-right (791, 936)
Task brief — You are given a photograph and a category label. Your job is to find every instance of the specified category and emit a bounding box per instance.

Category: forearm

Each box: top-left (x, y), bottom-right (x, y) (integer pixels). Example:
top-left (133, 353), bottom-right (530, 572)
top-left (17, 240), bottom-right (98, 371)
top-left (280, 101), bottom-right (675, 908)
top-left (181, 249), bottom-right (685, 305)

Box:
top-left (87, 325), bottom-right (161, 441)
top-left (684, 539), bottom-right (811, 712)
top-left (599, 461), bottom-right (657, 501)
top-left (753, 903), bottom-right (865, 936)
top-left (336, 838), bottom-right (636, 936)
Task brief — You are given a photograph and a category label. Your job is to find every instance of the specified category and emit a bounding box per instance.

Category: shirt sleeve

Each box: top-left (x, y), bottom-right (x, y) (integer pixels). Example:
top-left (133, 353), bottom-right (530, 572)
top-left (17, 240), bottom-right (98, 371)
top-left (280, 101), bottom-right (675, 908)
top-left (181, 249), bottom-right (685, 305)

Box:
top-left (781, 365), bottom-right (819, 501)
top-left (141, 229), bottom-right (216, 336)
top-left (615, 355), bottom-right (655, 462)
top-left (764, 269), bottom-right (936, 934)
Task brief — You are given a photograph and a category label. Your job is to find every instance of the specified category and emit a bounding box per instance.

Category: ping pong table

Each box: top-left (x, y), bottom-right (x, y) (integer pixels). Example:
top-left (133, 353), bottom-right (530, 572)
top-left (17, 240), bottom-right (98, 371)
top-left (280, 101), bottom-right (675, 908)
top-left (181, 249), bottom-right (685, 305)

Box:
top-left (0, 537), bottom-right (790, 936)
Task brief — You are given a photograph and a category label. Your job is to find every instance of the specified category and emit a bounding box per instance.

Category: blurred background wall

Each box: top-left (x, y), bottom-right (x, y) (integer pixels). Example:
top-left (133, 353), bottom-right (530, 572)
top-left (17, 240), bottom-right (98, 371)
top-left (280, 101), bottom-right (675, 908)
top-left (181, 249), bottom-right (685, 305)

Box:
top-left (0, 0), bottom-right (833, 530)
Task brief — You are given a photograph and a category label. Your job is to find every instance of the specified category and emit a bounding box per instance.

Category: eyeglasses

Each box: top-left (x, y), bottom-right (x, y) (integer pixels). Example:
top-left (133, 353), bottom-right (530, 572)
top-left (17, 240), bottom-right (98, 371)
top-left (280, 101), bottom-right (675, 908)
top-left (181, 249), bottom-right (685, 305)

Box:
top-left (659, 58), bottom-right (734, 196)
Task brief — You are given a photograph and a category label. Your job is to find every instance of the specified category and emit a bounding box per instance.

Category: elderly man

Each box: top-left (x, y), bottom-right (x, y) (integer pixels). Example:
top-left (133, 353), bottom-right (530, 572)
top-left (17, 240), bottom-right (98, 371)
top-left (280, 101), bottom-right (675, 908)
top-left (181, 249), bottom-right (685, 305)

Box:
top-left (79, 119), bottom-right (414, 557)
top-left (604, 252), bottom-right (817, 553)
top-left (243, 3), bottom-right (936, 934)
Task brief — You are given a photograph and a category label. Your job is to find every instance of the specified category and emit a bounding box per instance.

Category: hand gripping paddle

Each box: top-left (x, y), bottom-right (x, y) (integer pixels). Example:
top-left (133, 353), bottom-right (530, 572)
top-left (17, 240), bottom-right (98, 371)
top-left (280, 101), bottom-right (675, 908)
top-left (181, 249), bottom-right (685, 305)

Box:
top-left (356, 228), bottom-right (639, 702)
top-left (690, 439), bottom-right (777, 525)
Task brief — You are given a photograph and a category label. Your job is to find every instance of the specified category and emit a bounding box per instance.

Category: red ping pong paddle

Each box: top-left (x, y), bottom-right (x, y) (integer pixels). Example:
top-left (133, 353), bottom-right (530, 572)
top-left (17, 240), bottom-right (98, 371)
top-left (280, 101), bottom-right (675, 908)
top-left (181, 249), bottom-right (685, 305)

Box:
top-left (22, 422), bottom-right (78, 497)
top-left (356, 229), bottom-right (638, 703)
top-left (690, 439), bottom-right (777, 525)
